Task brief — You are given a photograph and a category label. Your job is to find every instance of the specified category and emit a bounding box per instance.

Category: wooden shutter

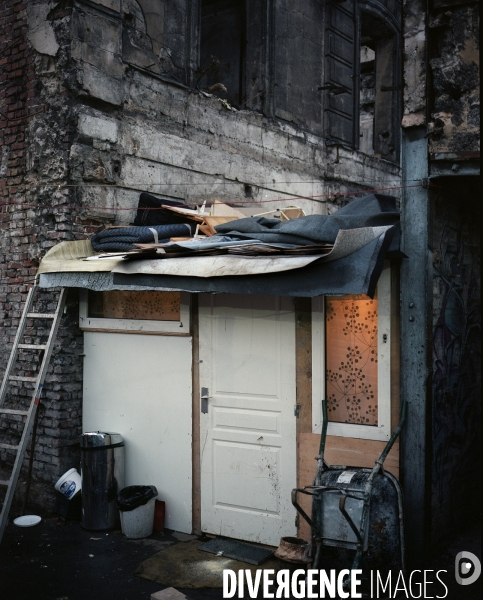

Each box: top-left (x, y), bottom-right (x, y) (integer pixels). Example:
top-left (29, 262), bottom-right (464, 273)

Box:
top-left (324, 0), bottom-right (356, 146)
top-left (374, 34), bottom-right (397, 160)
top-left (273, 0), bottom-right (324, 133)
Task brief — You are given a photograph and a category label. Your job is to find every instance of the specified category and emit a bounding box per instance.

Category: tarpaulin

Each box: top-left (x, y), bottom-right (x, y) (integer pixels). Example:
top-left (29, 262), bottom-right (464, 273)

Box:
top-left (215, 193), bottom-right (399, 245)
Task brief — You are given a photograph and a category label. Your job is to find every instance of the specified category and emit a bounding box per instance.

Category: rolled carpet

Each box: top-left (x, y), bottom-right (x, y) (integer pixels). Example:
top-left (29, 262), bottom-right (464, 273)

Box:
top-left (91, 223), bottom-right (195, 251)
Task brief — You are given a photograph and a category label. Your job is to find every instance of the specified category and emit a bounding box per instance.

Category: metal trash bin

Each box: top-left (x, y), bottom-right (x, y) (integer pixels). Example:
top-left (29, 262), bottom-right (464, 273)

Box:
top-left (80, 432), bottom-right (125, 531)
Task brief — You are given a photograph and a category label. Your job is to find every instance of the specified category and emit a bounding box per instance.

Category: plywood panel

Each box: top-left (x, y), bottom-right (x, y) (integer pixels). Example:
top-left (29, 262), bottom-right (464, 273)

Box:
top-left (83, 331), bottom-right (192, 533)
top-left (297, 432), bottom-right (399, 540)
top-left (88, 290), bottom-right (180, 321)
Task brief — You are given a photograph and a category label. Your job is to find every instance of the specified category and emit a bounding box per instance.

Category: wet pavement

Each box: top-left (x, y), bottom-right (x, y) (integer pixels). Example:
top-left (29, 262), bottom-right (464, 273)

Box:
top-left (0, 512), bottom-right (480, 600)
top-left (0, 517), bottom-right (223, 600)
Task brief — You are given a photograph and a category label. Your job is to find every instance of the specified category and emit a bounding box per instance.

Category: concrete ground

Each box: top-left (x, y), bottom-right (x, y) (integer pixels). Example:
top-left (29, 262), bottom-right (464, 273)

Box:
top-left (0, 517), bottom-right (223, 600)
top-left (0, 512), bottom-right (480, 600)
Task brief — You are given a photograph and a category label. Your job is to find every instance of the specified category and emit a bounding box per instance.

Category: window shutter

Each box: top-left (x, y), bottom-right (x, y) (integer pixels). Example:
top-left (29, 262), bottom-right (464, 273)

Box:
top-left (374, 34), bottom-right (397, 161)
top-left (273, 0), bottom-right (324, 133)
top-left (324, 0), bottom-right (356, 146)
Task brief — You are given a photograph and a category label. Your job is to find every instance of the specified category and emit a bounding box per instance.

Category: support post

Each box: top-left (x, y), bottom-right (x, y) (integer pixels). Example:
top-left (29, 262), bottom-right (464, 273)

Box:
top-left (399, 126), bottom-right (432, 566)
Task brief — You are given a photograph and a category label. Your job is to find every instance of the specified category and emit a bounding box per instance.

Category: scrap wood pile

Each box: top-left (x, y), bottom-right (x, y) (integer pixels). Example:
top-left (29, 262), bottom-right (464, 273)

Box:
top-left (89, 192), bottom-right (334, 260)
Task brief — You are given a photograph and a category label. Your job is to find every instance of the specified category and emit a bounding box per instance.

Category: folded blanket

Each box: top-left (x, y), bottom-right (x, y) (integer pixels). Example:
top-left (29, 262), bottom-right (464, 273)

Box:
top-left (91, 224), bottom-right (195, 251)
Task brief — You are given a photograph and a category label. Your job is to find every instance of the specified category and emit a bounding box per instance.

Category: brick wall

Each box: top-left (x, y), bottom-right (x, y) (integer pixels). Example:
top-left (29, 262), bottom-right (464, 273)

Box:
top-left (0, 0), bottom-right (95, 512)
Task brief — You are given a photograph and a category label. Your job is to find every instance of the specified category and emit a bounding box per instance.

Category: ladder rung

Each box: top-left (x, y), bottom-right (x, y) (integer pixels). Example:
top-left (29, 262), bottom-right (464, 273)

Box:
top-left (0, 479), bottom-right (11, 486)
top-left (0, 443), bottom-right (18, 451)
top-left (27, 313), bottom-right (55, 319)
top-left (0, 409), bottom-right (28, 416)
top-left (8, 376), bottom-right (38, 383)
top-left (17, 344), bottom-right (47, 350)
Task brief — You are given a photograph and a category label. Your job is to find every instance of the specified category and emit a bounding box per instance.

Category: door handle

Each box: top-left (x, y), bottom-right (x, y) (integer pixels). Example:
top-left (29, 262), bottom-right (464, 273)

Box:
top-left (201, 387), bottom-right (212, 413)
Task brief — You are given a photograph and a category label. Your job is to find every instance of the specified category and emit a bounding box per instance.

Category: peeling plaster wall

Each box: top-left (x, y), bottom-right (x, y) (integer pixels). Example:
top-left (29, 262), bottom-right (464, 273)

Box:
top-left (402, 0), bottom-right (427, 127)
top-left (428, 3), bottom-right (480, 153)
top-left (69, 1), bottom-right (401, 227)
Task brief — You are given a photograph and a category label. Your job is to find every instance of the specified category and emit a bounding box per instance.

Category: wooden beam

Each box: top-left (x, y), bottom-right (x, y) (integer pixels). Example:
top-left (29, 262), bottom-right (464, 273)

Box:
top-left (294, 297), bottom-right (312, 538)
top-left (191, 294), bottom-right (201, 535)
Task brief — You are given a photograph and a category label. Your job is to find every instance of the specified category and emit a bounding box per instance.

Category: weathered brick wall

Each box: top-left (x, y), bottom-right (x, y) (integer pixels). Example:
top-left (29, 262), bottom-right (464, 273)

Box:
top-left (0, 0), bottom-right (101, 512)
top-left (430, 179), bottom-right (481, 547)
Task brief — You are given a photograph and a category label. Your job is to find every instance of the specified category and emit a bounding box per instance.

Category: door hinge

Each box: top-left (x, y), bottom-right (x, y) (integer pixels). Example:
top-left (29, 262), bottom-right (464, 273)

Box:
top-left (294, 403), bottom-right (301, 418)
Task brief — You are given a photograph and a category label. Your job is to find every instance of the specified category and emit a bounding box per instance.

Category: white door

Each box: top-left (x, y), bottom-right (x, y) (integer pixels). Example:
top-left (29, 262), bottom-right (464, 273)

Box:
top-left (199, 294), bottom-right (297, 545)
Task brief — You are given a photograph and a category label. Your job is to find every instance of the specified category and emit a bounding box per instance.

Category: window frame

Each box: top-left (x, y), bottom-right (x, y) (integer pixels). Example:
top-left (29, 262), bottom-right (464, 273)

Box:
top-left (79, 290), bottom-right (191, 335)
top-left (356, 2), bottom-right (401, 162)
top-left (311, 265), bottom-right (391, 441)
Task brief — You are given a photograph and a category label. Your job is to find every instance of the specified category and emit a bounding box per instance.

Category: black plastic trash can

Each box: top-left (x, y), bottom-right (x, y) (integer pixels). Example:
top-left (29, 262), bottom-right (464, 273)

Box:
top-left (80, 432), bottom-right (125, 531)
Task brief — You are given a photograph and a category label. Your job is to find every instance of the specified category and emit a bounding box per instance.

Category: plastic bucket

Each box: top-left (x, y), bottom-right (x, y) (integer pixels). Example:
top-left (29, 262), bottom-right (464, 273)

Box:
top-left (119, 497), bottom-right (156, 539)
top-left (55, 468), bottom-right (82, 500)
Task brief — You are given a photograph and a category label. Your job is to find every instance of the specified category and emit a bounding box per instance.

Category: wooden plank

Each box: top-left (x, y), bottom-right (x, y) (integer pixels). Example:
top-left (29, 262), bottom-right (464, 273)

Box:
top-left (191, 294), bottom-right (201, 535)
top-left (294, 297), bottom-right (313, 539)
top-left (203, 216), bottom-right (240, 228)
top-left (211, 200), bottom-right (245, 218)
top-left (78, 328), bottom-right (191, 337)
top-left (99, 291), bottom-right (180, 321)
top-left (294, 298), bottom-right (313, 436)
top-left (297, 432), bottom-right (400, 541)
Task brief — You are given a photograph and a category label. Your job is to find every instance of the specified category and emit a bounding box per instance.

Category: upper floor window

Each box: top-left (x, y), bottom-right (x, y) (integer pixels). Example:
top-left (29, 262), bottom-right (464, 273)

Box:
top-left (199, 0), bottom-right (246, 107)
top-left (324, 0), bottom-right (401, 162)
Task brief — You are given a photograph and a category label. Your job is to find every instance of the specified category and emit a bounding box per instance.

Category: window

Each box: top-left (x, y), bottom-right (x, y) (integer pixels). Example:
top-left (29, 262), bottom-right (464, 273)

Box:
top-left (199, 0), bottom-right (246, 107)
top-left (358, 10), bottom-right (399, 161)
top-left (79, 290), bottom-right (190, 334)
top-left (312, 265), bottom-right (391, 441)
top-left (324, 0), bottom-right (401, 162)
top-left (122, 0), bottom-right (166, 65)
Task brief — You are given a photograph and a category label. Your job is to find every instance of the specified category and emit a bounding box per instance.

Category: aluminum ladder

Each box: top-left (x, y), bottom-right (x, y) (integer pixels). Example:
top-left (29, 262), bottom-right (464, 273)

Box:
top-left (0, 285), bottom-right (67, 543)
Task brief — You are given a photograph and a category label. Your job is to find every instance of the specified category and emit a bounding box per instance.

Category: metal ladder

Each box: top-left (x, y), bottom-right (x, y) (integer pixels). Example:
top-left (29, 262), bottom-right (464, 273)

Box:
top-left (0, 285), bottom-right (67, 543)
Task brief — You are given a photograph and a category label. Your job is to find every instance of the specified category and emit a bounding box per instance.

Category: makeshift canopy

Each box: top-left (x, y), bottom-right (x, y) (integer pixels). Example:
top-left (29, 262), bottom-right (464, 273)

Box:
top-left (38, 193), bottom-right (400, 298)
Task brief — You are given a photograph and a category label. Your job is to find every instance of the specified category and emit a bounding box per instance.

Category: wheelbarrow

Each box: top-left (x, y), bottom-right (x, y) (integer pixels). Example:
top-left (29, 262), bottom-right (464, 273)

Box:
top-left (292, 398), bottom-right (406, 589)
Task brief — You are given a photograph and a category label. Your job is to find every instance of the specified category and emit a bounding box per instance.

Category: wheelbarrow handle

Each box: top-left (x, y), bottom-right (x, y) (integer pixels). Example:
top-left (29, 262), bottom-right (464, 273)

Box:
top-left (373, 397), bottom-right (408, 474)
top-left (291, 488), bottom-right (314, 528)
